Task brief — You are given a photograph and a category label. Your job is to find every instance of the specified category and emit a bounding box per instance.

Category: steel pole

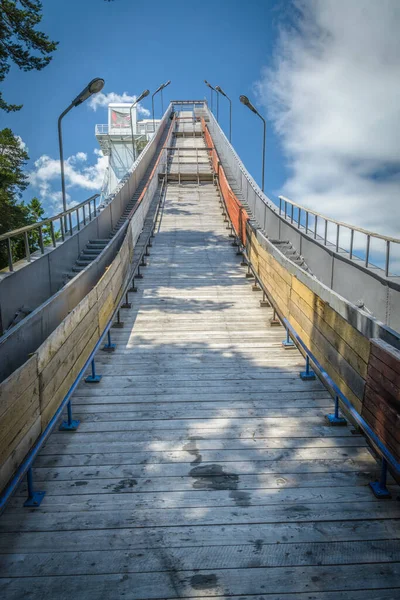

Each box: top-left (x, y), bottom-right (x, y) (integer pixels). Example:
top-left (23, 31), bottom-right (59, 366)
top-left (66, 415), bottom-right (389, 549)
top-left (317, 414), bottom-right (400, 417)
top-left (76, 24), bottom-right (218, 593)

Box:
top-left (160, 88), bottom-right (164, 114)
top-left (57, 104), bottom-right (74, 230)
top-left (216, 92), bottom-right (219, 122)
top-left (261, 115), bottom-right (266, 192)
top-left (130, 103), bottom-right (136, 163)
top-left (254, 111), bottom-right (266, 192)
top-left (228, 96), bottom-right (232, 142)
top-left (152, 94), bottom-right (155, 133)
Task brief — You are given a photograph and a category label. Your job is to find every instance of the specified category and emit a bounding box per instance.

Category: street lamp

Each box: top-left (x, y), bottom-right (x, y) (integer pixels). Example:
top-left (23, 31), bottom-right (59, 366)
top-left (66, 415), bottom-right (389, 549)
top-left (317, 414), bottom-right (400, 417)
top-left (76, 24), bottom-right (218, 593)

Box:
top-left (130, 89), bottom-right (150, 162)
top-left (239, 94), bottom-right (266, 192)
top-left (58, 78), bottom-right (105, 221)
top-left (204, 80), bottom-right (218, 119)
top-left (152, 80), bottom-right (171, 132)
top-left (215, 86), bottom-right (232, 143)
top-left (160, 80), bottom-right (171, 115)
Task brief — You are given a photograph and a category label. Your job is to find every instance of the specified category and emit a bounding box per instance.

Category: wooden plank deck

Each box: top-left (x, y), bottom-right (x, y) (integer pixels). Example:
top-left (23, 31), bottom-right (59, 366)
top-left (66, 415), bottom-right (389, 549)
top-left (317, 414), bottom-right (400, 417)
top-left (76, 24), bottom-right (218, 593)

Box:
top-left (1, 135), bottom-right (400, 598)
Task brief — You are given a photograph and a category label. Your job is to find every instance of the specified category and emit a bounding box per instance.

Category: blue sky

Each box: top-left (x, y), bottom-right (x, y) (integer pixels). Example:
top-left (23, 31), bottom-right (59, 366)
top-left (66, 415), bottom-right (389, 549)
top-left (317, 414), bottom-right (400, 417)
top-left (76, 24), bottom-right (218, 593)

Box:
top-left (2, 0), bottom-right (399, 242)
top-left (1, 0), bottom-right (287, 213)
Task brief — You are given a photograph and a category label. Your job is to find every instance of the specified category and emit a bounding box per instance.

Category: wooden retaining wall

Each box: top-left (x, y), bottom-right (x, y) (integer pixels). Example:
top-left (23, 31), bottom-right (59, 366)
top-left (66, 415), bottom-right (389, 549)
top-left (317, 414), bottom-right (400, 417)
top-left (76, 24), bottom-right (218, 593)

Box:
top-left (204, 118), bottom-right (400, 465)
top-left (245, 209), bottom-right (400, 464)
top-left (0, 191), bottom-right (152, 493)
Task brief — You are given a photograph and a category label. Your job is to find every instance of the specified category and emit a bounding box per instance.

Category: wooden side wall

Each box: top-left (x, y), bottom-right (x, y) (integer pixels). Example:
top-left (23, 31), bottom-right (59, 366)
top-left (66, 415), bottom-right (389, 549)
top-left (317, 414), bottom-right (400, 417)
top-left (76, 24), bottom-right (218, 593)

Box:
top-left (246, 226), bottom-right (370, 414)
top-left (205, 120), bottom-right (400, 465)
top-left (0, 213), bottom-right (134, 493)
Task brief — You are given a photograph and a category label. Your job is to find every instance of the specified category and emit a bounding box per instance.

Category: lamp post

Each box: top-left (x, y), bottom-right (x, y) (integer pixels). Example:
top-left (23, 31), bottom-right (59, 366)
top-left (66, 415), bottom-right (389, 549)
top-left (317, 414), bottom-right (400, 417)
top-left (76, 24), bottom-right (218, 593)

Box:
top-left (160, 80), bottom-right (171, 115)
top-left (204, 80), bottom-right (218, 119)
top-left (58, 78), bottom-right (104, 223)
top-left (239, 94), bottom-right (266, 192)
top-left (152, 80), bottom-right (171, 132)
top-left (215, 86), bottom-right (232, 142)
top-left (130, 89), bottom-right (150, 162)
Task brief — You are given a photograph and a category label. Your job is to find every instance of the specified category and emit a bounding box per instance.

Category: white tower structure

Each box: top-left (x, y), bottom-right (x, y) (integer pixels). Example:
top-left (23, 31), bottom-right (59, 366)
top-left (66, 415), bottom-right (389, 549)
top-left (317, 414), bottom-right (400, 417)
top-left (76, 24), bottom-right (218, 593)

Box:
top-left (95, 103), bottom-right (160, 201)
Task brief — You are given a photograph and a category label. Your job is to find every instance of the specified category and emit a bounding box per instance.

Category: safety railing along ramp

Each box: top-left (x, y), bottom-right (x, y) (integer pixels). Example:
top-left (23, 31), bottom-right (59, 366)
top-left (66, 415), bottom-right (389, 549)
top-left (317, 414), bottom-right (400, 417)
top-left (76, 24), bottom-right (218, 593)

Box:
top-left (0, 113), bottom-right (400, 599)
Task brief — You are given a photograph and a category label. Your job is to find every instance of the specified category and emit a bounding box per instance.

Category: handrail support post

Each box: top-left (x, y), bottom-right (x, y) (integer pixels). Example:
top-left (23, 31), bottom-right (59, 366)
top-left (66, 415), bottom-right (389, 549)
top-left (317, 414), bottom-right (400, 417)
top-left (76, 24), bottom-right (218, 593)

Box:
top-left (59, 400), bottom-right (80, 431)
top-left (23, 468), bottom-right (45, 508)
top-left (300, 355), bottom-right (316, 380)
top-left (102, 330), bottom-right (116, 352)
top-left (282, 329), bottom-right (295, 348)
top-left (326, 395), bottom-right (346, 426)
top-left (85, 359), bottom-right (102, 383)
top-left (369, 458), bottom-right (392, 499)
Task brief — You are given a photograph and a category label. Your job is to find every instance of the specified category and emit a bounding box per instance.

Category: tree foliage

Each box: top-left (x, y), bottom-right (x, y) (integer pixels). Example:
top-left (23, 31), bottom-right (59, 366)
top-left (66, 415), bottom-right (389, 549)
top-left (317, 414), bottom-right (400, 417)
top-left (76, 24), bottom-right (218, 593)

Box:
top-left (0, 128), bottom-right (49, 268)
top-left (0, 0), bottom-right (58, 112)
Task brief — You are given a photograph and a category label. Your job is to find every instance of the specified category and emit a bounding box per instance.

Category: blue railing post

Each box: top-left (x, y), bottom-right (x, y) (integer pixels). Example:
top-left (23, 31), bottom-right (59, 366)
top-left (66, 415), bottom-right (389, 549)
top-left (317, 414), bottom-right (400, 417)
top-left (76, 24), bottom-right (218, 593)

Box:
top-left (326, 395), bottom-right (346, 426)
top-left (121, 291), bottom-right (132, 309)
top-left (260, 291), bottom-right (271, 308)
top-left (282, 329), bottom-right (295, 348)
top-left (128, 278), bottom-right (138, 293)
top-left (59, 400), bottom-right (80, 431)
top-left (112, 309), bottom-right (124, 329)
top-left (300, 355), bottom-right (316, 380)
top-left (23, 468), bottom-right (45, 508)
top-left (85, 359), bottom-right (102, 383)
top-left (102, 330), bottom-right (116, 352)
top-left (369, 458), bottom-right (392, 499)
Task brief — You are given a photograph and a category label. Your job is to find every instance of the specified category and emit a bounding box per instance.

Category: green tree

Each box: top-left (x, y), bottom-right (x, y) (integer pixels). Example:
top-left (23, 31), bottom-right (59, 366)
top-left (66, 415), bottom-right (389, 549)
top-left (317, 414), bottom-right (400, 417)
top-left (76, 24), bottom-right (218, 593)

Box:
top-left (0, 2), bottom-right (58, 268)
top-left (0, 128), bottom-right (48, 268)
top-left (0, 0), bottom-right (58, 112)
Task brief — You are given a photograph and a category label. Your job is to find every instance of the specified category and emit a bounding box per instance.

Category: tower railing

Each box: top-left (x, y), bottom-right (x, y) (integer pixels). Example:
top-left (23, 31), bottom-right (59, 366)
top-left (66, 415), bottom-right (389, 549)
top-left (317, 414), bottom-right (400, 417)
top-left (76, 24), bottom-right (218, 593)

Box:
top-left (0, 194), bottom-right (99, 273)
top-left (279, 195), bottom-right (400, 278)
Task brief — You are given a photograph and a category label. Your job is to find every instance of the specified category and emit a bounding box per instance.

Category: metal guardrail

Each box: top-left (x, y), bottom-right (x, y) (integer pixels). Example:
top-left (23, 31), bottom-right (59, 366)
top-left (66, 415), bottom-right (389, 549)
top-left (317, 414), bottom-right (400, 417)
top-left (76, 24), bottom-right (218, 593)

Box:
top-left (279, 195), bottom-right (400, 277)
top-left (234, 227), bottom-right (399, 499)
top-left (0, 146), bottom-right (170, 514)
top-left (0, 194), bottom-right (99, 272)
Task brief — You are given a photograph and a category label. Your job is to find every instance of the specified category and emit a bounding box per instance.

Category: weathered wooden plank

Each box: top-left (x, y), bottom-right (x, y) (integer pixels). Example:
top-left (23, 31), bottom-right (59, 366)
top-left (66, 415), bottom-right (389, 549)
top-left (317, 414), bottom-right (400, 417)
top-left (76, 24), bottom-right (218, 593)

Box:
top-left (2, 539), bottom-right (400, 578)
top-left (371, 337), bottom-right (400, 374)
top-left (2, 500), bottom-right (400, 533)
top-left (8, 485), bottom-right (385, 514)
top-left (369, 353), bottom-right (400, 392)
top-left (40, 327), bottom-right (99, 430)
top-left (37, 288), bottom-right (97, 373)
top-left (42, 433), bottom-right (366, 453)
top-left (0, 381), bottom-right (38, 448)
top-left (33, 455), bottom-right (375, 473)
top-left (0, 354), bottom-right (37, 417)
top-left (39, 304), bottom-right (99, 409)
top-left (290, 287), bottom-right (368, 377)
top-left (1, 518), bottom-right (398, 554)
top-left (292, 277), bottom-right (370, 364)
top-left (0, 400), bottom-right (40, 465)
top-left (289, 299), bottom-right (365, 402)
top-left (16, 470), bottom-right (372, 493)
top-left (2, 575), bottom-right (399, 600)
top-left (0, 416), bottom-right (41, 491)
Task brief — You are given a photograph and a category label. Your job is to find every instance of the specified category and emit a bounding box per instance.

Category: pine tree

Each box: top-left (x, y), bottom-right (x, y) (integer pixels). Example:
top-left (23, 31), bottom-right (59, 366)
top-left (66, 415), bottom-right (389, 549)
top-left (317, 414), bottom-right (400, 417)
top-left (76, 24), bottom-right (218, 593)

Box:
top-left (0, 0), bottom-right (58, 112)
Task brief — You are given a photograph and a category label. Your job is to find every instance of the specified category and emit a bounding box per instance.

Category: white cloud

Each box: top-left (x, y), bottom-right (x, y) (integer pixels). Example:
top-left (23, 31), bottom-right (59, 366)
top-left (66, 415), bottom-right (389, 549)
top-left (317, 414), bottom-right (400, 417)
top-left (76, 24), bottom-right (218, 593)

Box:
top-left (256, 0), bottom-right (400, 239)
top-left (88, 91), bottom-right (150, 117)
top-left (29, 149), bottom-right (108, 212)
top-left (16, 135), bottom-right (27, 151)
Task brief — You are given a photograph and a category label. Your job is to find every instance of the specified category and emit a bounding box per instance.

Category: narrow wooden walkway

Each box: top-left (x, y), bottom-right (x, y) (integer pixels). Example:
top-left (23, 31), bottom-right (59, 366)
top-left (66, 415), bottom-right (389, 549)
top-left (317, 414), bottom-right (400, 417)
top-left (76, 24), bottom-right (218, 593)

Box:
top-left (1, 149), bottom-right (400, 597)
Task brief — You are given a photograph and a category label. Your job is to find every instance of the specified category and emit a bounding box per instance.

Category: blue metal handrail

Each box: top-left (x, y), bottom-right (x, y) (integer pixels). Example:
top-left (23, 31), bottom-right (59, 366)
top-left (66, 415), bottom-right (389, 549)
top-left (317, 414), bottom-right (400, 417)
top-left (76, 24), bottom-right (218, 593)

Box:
top-left (282, 316), bottom-right (400, 477)
top-left (231, 229), bottom-right (398, 498)
top-left (0, 157), bottom-right (170, 514)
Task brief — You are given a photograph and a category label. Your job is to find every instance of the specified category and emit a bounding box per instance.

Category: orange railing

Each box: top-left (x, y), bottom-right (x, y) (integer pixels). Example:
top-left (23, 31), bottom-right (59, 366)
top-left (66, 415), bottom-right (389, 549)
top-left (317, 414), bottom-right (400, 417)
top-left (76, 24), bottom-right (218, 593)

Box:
top-left (201, 118), bottom-right (249, 245)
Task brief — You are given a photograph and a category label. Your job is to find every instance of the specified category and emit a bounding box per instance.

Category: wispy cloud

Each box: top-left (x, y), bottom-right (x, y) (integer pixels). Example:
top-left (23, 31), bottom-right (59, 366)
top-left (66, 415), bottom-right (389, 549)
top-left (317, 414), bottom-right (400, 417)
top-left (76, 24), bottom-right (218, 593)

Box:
top-left (29, 149), bottom-right (108, 212)
top-left (88, 91), bottom-right (150, 117)
top-left (256, 0), bottom-right (400, 238)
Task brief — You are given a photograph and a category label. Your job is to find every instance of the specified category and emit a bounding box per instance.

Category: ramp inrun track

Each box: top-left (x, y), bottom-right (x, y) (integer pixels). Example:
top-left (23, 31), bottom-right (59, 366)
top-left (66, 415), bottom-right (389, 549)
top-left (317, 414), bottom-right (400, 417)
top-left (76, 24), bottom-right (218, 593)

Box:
top-left (1, 109), bottom-right (400, 599)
